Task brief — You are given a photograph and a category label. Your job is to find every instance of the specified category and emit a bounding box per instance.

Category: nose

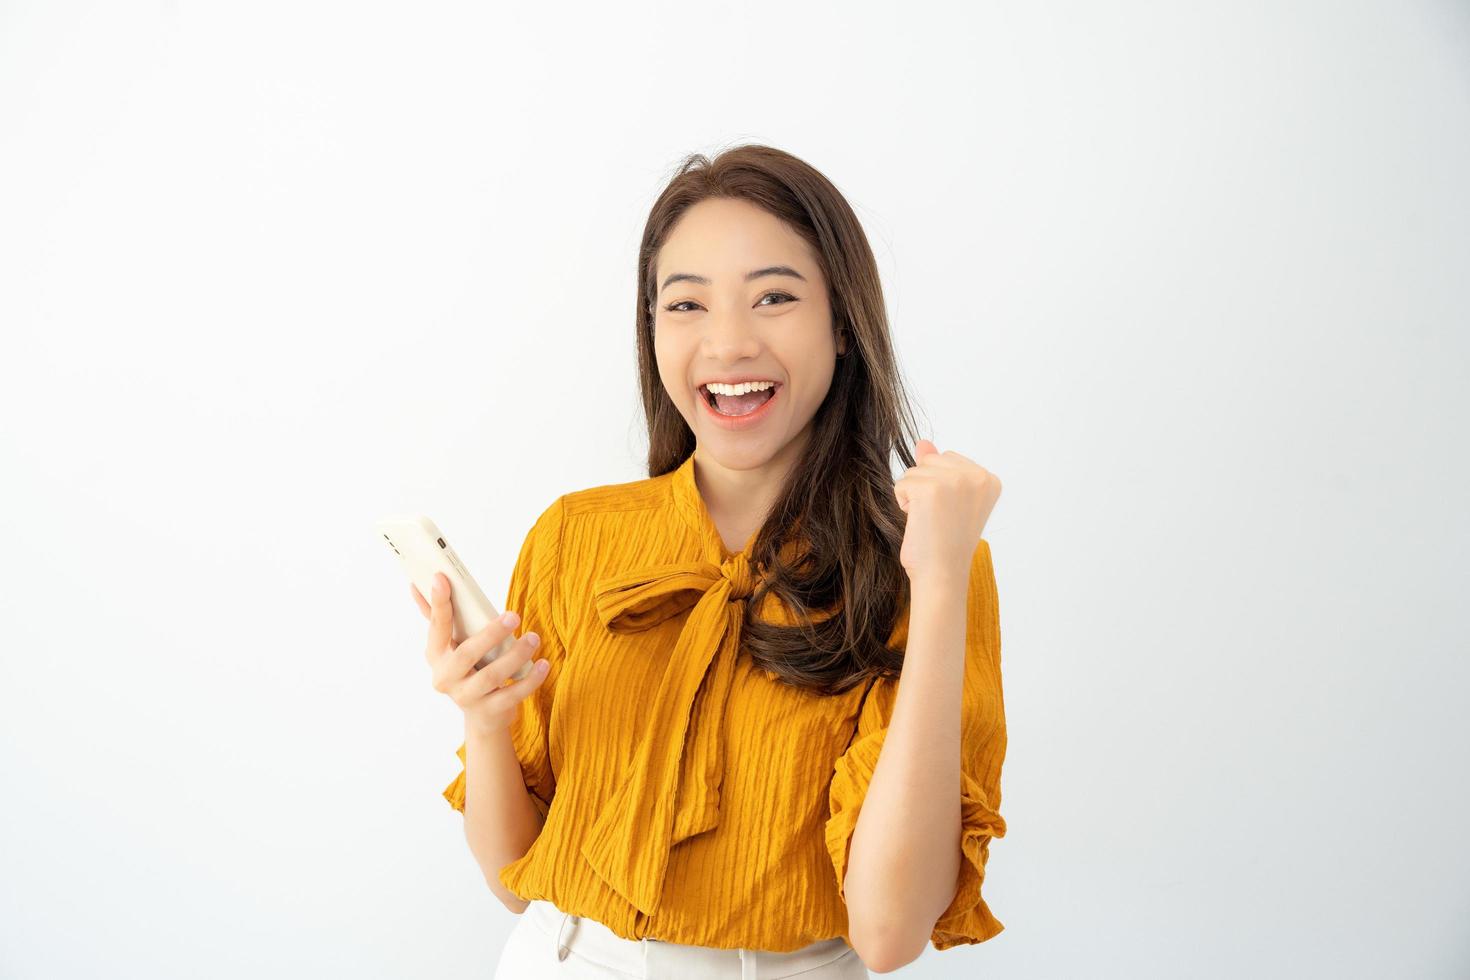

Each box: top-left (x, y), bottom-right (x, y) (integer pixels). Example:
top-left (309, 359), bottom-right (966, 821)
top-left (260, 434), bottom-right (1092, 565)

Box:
top-left (701, 305), bottom-right (763, 362)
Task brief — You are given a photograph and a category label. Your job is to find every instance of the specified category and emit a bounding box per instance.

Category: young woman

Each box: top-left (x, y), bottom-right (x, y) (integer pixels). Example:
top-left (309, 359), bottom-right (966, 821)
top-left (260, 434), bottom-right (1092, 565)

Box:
top-left (415, 144), bottom-right (1007, 978)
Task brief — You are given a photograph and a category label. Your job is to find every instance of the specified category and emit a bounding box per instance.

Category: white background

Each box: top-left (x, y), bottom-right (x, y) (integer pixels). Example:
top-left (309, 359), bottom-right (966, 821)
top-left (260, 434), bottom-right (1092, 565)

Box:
top-left (2, 1), bottom-right (1467, 977)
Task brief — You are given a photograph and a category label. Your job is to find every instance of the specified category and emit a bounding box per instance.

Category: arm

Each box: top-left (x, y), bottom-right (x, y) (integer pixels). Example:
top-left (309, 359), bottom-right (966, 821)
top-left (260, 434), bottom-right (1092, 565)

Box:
top-left (447, 496), bottom-right (565, 912)
top-left (842, 567), bottom-right (969, 972)
top-left (459, 721), bottom-right (548, 914)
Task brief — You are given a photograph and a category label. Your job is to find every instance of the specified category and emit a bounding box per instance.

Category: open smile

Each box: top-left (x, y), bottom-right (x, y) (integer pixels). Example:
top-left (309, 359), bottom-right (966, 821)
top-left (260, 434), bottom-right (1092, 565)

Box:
top-left (698, 382), bottom-right (782, 431)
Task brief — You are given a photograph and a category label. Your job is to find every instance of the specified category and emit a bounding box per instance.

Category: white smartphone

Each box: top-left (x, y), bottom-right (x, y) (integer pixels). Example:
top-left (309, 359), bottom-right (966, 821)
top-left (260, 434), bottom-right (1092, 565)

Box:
top-left (374, 514), bottom-right (534, 680)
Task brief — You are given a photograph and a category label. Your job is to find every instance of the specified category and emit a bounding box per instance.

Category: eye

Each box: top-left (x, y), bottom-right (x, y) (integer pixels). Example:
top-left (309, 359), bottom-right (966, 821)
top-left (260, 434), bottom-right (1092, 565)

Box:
top-left (662, 291), bottom-right (799, 314)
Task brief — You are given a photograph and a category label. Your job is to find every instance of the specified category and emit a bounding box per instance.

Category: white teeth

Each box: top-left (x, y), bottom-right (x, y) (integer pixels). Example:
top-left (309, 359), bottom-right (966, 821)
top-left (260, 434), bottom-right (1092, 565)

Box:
top-left (705, 380), bottom-right (776, 396)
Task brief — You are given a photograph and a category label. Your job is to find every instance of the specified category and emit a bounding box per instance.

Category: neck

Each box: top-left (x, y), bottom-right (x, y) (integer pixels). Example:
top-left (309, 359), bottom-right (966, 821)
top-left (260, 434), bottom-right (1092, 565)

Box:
top-left (692, 427), bottom-right (810, 553)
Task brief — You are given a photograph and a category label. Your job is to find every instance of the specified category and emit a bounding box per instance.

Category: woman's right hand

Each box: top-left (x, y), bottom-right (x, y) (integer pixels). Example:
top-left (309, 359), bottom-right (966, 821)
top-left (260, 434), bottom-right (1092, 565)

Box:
top-left (411, 571), bottom-right (551, 737)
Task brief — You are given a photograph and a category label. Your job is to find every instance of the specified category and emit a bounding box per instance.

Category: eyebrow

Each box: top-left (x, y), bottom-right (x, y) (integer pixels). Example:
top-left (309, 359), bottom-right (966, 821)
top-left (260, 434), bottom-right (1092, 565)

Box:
top-left (659, 265), bottom-right (808, 292)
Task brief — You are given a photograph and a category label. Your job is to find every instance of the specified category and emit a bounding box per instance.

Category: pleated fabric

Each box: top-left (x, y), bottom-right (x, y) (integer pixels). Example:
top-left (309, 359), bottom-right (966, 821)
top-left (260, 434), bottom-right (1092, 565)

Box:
top-left (442, 449), bottom-right (1008, 952)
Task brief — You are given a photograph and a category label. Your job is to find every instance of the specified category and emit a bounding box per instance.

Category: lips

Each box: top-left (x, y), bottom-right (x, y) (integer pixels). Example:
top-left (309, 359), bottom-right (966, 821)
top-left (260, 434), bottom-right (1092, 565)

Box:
top-left (699, 382), bottom-right (779, 411)
top-left (698, 382), bottom-right (782, 430)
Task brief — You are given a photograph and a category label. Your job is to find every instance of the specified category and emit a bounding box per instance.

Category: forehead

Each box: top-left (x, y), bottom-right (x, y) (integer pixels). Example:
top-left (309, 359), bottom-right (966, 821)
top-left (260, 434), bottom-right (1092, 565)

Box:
top-left (656, 197), bottom-right (819, 280)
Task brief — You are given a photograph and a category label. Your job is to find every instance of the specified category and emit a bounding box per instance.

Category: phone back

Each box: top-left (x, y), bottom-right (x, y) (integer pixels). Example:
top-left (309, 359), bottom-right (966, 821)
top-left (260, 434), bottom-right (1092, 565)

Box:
top-left (374, 514), bottom-right (525, 675)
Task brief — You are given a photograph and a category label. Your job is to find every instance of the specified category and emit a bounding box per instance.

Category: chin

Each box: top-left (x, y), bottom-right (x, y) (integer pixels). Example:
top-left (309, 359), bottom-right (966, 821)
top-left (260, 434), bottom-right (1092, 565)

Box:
top-left (701, 446), bottom-right (771, 469)
top-left (696, 433), bottom-right (801, 468)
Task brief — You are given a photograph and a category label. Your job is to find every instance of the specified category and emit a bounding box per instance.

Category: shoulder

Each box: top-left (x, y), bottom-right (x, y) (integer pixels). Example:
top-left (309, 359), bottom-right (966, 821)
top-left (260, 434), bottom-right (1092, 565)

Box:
top-left (521, 468), bottom-right (680, 562)
top-left (521, 469), bottom-right (671, 528)
top-left (559, 468), bottom-right (673, 521)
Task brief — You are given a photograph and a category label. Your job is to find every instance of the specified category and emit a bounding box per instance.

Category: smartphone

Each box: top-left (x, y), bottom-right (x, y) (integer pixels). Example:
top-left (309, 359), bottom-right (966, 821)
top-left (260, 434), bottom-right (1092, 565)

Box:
top-left (374, 514), bottom-right (534, 680)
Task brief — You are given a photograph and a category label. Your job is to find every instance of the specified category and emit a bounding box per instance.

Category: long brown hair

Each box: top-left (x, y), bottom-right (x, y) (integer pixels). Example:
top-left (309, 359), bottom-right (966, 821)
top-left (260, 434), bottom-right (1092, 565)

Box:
top-left (635, 143), bottom-right (926, 697)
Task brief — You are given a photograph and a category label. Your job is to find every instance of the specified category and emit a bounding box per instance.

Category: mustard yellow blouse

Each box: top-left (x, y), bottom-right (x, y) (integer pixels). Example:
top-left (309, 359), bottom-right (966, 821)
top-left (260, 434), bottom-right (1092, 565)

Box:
top-left (443, 450), bottom-right (1008, 952)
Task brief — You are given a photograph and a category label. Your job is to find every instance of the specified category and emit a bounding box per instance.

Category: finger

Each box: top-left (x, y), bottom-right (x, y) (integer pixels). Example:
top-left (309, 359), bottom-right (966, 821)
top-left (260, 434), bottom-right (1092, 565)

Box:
top-left (425, 572), bottom-right (455, 660)
top-left (453, 613), bottom-right (522, 677)
top-left (478, 653), bottom-right (551, 710)
top-left (411, 583), bottom-right (430, 620)
top-left (464, 634), bottom-right (540, 698)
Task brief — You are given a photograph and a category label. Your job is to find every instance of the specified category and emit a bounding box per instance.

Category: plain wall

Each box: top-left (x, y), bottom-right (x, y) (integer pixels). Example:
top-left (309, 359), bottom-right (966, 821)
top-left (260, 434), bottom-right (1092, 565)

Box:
top-left (1, 1), bottom-right (1466, 977)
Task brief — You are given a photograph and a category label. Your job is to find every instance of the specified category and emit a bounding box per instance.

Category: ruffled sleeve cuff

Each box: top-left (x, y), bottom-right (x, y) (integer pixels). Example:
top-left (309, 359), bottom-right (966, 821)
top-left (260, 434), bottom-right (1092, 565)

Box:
top-left (442, 741), bottom-right (554, 821)
top-left (824, 731), bottom-right (1008, 950)
top-left (930, 767), bottom-right (1007, 949)
top-left (442, 743), bottom-right (469, 812)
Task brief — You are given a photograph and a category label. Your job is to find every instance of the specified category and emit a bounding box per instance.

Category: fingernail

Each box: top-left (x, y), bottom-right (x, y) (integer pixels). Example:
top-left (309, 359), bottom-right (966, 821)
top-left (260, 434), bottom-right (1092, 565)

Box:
top-left (500, 611), bottom-right (520, 628)
top-left (525, 632), bottom-right (540, 648)
top-left (432, 576), bottom-right (445, 596)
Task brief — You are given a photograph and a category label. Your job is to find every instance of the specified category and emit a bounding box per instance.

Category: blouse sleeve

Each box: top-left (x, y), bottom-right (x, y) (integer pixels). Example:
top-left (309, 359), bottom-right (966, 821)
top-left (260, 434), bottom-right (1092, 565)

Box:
top-left (824, 538), bottom-right (1009, 950)
top-left (443, 496), bottom-right (567, 822)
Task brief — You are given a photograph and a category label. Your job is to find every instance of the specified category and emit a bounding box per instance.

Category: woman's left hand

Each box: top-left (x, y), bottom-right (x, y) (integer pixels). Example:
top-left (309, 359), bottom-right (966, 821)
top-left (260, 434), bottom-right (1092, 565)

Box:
top-left (894, 438), bottom-right (1002, 581)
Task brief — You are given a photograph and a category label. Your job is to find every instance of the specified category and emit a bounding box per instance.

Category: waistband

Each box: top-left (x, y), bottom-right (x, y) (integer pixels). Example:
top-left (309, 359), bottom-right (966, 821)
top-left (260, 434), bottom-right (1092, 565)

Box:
top-left (521, 898), bottom-right (858, 979)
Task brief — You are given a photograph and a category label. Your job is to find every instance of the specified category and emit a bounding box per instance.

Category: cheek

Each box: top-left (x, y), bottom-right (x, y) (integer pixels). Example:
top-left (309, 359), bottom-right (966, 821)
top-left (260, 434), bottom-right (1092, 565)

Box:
top-left (784, 327), bottom-right (839, 393)
top-left (653, 340), bottom-right (693, 411)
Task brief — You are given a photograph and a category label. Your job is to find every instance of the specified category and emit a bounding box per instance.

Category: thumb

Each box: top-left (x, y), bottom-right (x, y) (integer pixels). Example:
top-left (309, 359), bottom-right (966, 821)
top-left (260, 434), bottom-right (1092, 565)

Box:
top-left (915, 438), bottom-right (939, 459)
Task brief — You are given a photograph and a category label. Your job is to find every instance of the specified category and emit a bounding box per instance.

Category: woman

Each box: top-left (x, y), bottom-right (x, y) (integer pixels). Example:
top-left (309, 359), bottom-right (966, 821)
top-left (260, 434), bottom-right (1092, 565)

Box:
top-left (416, 144), bottom-right (1008, 978)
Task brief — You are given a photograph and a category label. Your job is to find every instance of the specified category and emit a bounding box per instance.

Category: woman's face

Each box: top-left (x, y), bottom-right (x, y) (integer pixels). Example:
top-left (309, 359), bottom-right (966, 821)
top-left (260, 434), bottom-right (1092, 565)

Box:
top-left (652, 196), bottom-right (845, 471)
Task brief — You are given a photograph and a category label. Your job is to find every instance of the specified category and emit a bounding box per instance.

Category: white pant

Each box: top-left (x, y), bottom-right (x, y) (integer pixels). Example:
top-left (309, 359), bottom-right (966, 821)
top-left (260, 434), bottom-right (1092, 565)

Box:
top-left (492, 898), bottom-right (870, 979)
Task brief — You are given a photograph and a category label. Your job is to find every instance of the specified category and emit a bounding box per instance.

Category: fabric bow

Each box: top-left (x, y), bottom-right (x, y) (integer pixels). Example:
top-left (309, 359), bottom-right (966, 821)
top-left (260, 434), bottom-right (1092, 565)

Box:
top-left (579, 551), bottom-right (757, 917)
